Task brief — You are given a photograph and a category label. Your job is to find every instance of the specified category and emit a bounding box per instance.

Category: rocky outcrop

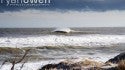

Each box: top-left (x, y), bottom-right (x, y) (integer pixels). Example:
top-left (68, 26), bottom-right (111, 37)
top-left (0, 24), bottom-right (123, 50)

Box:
top-left (39, 59), bottom-right (105, 70)
top-left (39, 62), bottom-right (81, 70)
top-left (39, 52), bottom-right (125, 70)
top-left (107, 52), bottom-right (125, 63)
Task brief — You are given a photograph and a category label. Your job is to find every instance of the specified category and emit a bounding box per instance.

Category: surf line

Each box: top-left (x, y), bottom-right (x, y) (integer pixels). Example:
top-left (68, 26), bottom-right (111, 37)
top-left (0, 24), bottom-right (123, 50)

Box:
top-left (1, 0), bottom-right (51, 6)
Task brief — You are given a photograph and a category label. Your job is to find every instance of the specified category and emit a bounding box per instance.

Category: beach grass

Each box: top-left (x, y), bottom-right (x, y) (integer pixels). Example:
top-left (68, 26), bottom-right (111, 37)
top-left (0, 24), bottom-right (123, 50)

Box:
top-left (118, 60), bottom-right (125, 70)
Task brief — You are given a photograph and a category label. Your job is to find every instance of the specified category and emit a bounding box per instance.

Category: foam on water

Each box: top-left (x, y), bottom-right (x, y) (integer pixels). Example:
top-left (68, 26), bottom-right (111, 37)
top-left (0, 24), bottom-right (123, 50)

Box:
top-left (0, 28), bottom-right (125, 70)
top-left (0, 34), bottom-right (125, 48)
top-left (0, 52), bottom-right (118, 70)
top-left (0, 60), bottom-right (63, 70)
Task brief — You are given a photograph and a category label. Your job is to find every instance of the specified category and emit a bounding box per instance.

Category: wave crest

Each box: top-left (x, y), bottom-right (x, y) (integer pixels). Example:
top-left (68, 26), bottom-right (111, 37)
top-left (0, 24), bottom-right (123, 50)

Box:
top-left (0, 34), bottom-right (125, 48)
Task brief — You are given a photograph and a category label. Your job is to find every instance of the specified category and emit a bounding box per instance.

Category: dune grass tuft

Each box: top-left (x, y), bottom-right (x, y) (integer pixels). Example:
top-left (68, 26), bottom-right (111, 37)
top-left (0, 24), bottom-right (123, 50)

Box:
top-left (118, 60), bottom-right (125, 70)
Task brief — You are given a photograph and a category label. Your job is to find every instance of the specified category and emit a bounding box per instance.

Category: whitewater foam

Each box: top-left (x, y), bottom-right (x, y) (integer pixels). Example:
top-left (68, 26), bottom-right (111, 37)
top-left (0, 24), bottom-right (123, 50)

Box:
top-left (0, 53), bottom-right (118, 70)
top-left (0, 60), bottom-right (63, 70)
top-left (0, 34), bottom-right (125, 48)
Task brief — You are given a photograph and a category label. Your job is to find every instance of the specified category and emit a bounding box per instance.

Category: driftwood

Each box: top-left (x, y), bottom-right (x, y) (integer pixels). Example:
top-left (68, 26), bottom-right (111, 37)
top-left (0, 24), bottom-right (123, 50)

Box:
top-left (0, 49), bottom-right (30, 70)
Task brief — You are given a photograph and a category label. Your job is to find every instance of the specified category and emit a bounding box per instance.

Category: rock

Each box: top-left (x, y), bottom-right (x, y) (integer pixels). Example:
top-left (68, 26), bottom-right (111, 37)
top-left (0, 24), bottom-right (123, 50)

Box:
top-left (40, 59), bottom-right (119, 70)
top-left (105, 67), bottom-right (118, 70)
top-left (39, 62), bottom-right (81, 70)
top-left (107, 52), bottom-right (125, 63)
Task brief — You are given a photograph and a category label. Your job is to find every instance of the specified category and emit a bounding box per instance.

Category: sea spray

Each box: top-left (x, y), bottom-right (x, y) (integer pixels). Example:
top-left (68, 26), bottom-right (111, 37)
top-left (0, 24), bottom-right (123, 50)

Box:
top-left (0, 35), bottom-right (125, 48)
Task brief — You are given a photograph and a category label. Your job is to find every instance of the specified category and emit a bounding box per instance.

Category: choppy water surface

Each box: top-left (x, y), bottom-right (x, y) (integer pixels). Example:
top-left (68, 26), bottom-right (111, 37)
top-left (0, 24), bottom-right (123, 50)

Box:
top-left (0, 27), bottom-right (125, 69)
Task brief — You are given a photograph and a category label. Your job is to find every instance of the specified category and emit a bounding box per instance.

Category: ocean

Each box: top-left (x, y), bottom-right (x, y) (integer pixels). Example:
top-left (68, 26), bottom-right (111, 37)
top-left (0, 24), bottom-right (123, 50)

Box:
top-left (0, 27), bottom-right (125, 70)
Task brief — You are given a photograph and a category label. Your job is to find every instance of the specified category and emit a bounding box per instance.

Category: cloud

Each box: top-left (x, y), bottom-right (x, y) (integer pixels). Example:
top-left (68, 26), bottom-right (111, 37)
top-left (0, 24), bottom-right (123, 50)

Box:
top-left (0, 0), bottom-right (125, 12)
top-left (0, 10), bottom-right (125, 27)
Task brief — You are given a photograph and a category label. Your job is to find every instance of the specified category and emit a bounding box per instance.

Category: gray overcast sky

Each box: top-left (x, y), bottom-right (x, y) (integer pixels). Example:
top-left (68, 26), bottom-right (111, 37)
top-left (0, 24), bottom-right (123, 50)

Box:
top-left (0, 10), bottom-right (125, 28)
top-left (0, 0), bottom-right (125, 28)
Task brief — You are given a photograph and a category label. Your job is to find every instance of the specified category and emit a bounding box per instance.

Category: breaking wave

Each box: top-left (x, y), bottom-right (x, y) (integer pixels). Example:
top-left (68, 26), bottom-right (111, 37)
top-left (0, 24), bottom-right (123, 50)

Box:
top-left (0, 34), bottom-right (125, 48)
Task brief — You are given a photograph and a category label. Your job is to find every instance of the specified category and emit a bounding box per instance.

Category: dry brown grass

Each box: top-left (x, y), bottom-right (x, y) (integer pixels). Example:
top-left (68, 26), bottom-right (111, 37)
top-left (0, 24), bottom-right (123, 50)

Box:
top-left (78, 59), bottom-right (104, 67)
top-left (40, 59), bottom-right (104, 70)
top-left (118, 60), bottom-right (125, 70)
top-left (60, 59), bottom-right (104, 70)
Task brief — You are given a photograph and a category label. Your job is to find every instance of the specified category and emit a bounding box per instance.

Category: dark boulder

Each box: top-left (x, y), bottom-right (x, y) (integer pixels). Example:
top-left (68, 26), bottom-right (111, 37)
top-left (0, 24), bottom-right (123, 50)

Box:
top-left (87, 67), bottom-right (117, 70)
top-left (107, 52), bottom-right (125, 63)
top-left (39, 62), bottom-right (81, 70)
